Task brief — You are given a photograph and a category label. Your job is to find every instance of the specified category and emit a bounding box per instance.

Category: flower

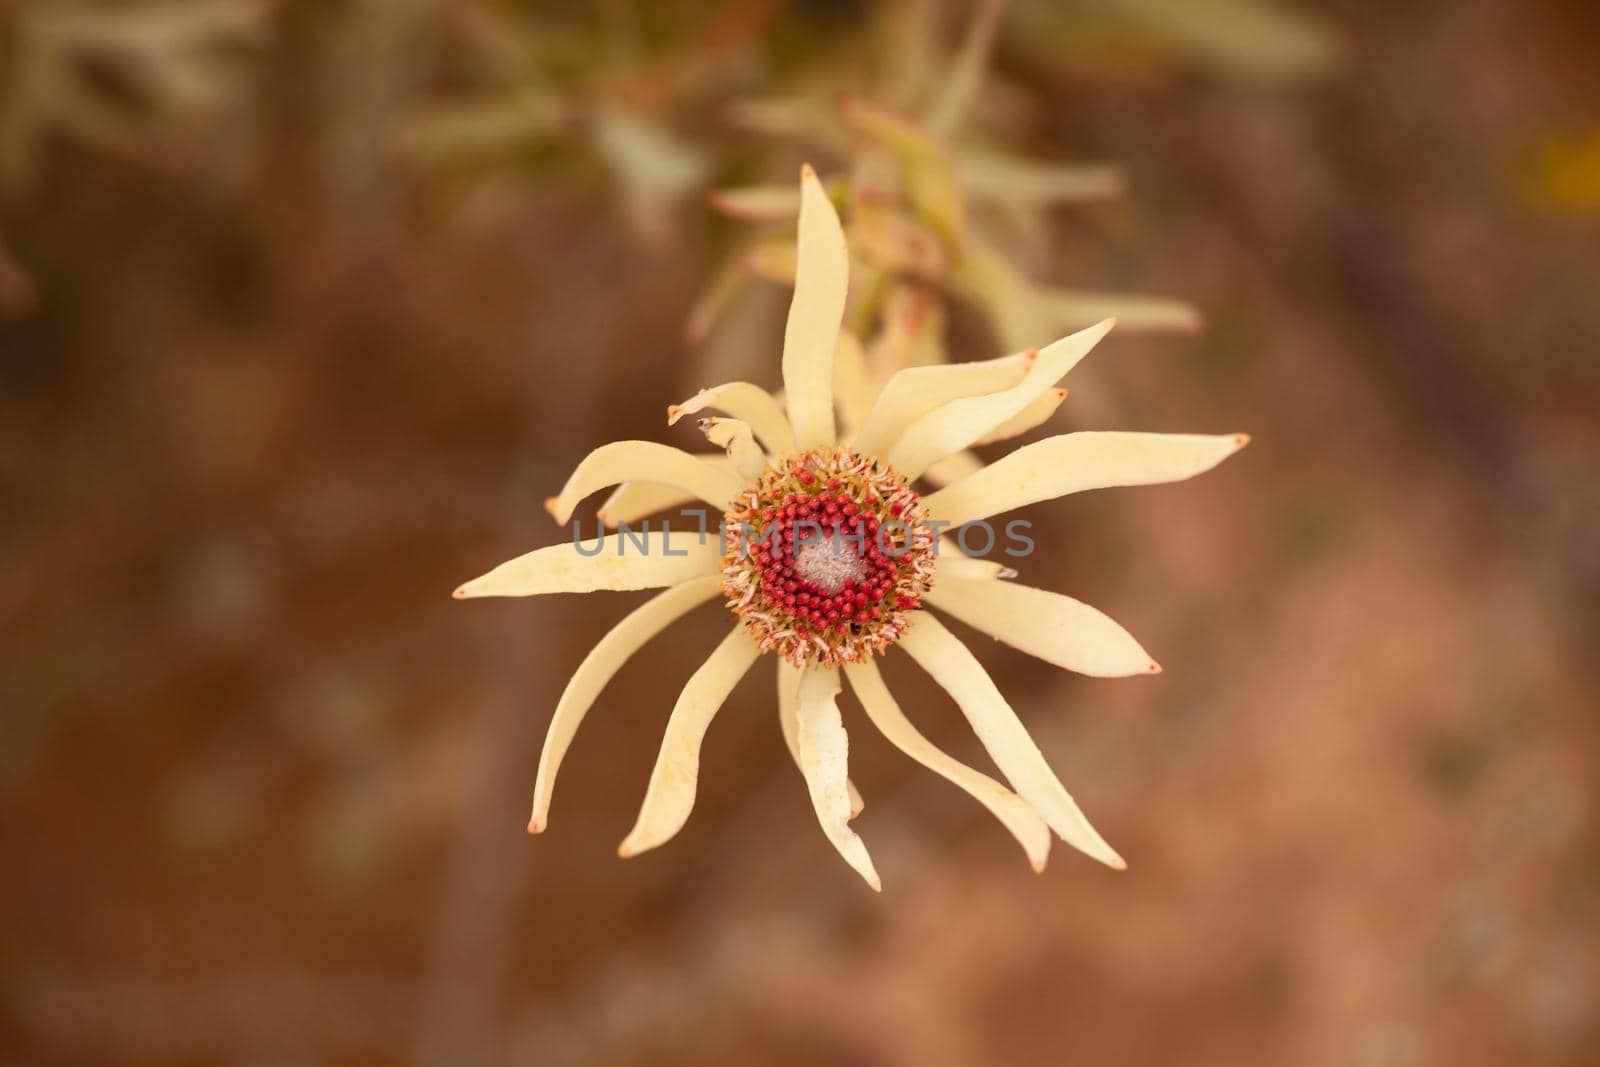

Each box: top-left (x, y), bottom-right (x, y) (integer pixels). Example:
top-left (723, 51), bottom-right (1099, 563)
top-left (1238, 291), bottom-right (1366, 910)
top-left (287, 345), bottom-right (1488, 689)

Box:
top-left (455, 166), bottom-right (1247, 889)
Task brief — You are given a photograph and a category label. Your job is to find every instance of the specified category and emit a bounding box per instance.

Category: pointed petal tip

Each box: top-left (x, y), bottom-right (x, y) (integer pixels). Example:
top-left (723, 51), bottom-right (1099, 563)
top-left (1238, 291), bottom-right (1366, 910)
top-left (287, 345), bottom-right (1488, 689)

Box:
top-left (451, 583), bottom-right (470, 599)
top-left (1059, 317), bottom-right (1116, 349)
top-left (1147, 661), bottom-right (1163, 675)
top-left (616, 839), bottom-right (638, 858)
top-left (1233, 433), bottom-right (1252, 449)
top-left (850, 855), bottom-right (883, 891)
top-left (527, 818), bottom-right (545, 835)
top-left (800, 162), bottom-right (818, 182)
top-left (1029, 853), bottom-right (1048, 874)
top-left (1090, 840), bottom-right (1129, 871)
top-left (666, 404), bottom-right (684, 425)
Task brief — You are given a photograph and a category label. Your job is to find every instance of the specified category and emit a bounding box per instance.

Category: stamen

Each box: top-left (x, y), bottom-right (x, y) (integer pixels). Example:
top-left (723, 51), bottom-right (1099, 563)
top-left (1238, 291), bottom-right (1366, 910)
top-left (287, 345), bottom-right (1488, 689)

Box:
top-left (720, 447), bottom-right (937, 667)
top-left (795, 535), bottom-right (868, 593)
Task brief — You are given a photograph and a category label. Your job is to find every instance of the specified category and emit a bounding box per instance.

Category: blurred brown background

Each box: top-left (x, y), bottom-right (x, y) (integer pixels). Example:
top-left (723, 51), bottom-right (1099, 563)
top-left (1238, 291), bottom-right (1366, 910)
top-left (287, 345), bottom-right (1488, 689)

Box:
top-left (3, 1), bottom-right (1599, 1065)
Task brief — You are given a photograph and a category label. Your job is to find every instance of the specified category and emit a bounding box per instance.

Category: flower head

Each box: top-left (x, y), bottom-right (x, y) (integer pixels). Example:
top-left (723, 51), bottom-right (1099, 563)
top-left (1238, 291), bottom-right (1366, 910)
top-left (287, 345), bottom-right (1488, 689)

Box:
top-left (720, 446), bottom-right (936, 668)
top-left (455, 165), bottom-right (1247, 889)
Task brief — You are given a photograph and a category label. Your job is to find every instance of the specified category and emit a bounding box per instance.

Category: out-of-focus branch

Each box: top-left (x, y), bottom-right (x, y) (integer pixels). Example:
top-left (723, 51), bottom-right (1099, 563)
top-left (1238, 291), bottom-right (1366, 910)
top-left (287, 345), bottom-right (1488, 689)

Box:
top-left (0, 231), bottom-right (37, 316)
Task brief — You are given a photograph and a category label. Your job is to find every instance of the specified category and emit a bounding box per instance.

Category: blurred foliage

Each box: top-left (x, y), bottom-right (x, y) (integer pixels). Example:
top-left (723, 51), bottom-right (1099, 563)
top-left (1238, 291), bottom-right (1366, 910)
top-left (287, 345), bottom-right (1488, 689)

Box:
top-left (0, 0), bottom-right (270, 316)
top-left (1009, 0), bottom-right (1341, 85)
top-left (0, 0), bottom-right (1341, 315)
top-left (0, 0), bottom-right (268, 190)
top-left (689, 0), bottom-right (1209, 423)
top-left (394, 1), bottom-right (775, 241)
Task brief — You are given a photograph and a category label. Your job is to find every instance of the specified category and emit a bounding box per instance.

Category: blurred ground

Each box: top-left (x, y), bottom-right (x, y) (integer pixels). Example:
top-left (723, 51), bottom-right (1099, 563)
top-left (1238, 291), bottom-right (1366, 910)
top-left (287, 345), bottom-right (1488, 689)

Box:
top-left (3, 1), bottom-right (1599, 1065)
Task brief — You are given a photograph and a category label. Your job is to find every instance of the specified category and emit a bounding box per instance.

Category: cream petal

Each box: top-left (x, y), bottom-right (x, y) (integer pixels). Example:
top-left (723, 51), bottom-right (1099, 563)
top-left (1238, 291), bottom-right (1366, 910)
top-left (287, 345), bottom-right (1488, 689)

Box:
top-left (777, 660), bottom-right (863, 819)
top-left (597, 455), bottom-right (735, 529)
top-left (833, 329), bottom-right (874, 439)
top-left (927, 576), bottom-right (1159, 678)
top-left (617, 627), bottom-right (760, 857)
top-left (843, 659), bottom-right (1050, 872)
top-left (668, 381), bottom-right (795, 455)
top-left (974, 388), bottom-right (1067, 445)
top-left (698, 417), bottom-right (768, 480)
top-left (852, 352), bottom-right (1032, 459)
top-left (885, 319), bottom-right (1115, 481)
top-left (898, 615), bottom-right (1125, 869)
top-left (935, 538), bottom-right (1014, 581)
top-left (921, 450), bottom-right (985, 488)
top-left (795, 666), bottom-right (882, 890)
top-left (598, 482), bottom-right (695, 529)
top-left (453, 530), bottom-right (719, 599)
top-left (529, 576), bottom-right (722, 833)
top-left (924, 430), bottom-right (1250, 526)
top-left (546, 441), bottom-right (743, 524)
top-left (781, 165), bottom-right (848, 450)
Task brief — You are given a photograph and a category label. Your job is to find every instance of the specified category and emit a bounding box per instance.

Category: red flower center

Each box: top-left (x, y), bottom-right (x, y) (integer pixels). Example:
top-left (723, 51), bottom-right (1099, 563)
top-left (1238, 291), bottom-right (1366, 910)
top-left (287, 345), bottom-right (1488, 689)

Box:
top-left (721, 449), bottom-right (935, 667)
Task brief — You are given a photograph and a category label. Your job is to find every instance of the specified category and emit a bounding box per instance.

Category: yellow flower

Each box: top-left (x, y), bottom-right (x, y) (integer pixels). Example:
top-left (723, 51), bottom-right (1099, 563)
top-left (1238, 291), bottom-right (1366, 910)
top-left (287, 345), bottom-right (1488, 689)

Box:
top-left (455, 166), bottom-right (1247, 890)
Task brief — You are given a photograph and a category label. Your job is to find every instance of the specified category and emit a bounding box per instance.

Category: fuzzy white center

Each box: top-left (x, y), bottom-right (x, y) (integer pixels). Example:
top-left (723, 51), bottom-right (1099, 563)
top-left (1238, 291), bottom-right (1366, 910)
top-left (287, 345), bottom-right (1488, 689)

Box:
top-left (795, 535), bottom-right (868, 593)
